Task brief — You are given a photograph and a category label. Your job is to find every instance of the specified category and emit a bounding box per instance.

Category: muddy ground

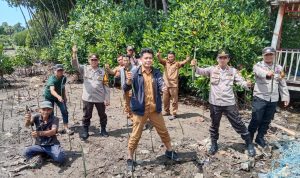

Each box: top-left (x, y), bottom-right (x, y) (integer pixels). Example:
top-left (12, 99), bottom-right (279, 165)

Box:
top-left (0, 75), bottom-right (299, 178)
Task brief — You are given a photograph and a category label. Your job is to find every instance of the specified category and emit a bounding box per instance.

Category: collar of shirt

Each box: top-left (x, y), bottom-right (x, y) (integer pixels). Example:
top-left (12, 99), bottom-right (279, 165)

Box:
top-left (38, 115), bottom-right (54, 127)
top-left (87, 65), bottom-right (100, 73)
top-left (142, 66), bottom-right (152, 75)
top-left (217, 65), bottom-right (229, 72)
top-left (167, 60), bottom-right (176, 65)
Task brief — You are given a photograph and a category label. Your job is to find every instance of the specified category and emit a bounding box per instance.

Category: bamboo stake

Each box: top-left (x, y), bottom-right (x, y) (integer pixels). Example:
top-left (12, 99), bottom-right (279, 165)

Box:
top-left (2, 112), bottom-right (4, 132)
top-left (68, 134), bottom-right (72, 151)
top-left (17, 90), bottom-right (20, 104)
top-left (69, 83), bottom-right (72, 94)
top-left (11, 92), bottom-right (14, 117)
top-left (80, 144), bottom-right (87, 178)
top-left (79, 99), bottom-right (82, 109)
top-left (0, 100), bottom-right (3, 113)
top-left (68, 91), bottom-right (71, 105)
top-left (37, 89), bottom-right (40, 108)
top-left (150, 128), bottom-right (155, 153)
top-left (17, 122), bottom-right (20, 144)
top-left (26, 88), bottom-right (31, 99)
top-left (177, 118), bottom-right (184, 136)
top-left (72, 103), bottom-right (76, 123)
top-left (55, 105), bottom-right (58, 116)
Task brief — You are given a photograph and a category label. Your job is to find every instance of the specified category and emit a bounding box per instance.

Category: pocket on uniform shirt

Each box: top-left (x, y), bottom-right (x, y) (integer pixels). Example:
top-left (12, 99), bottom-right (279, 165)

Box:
top-left (210, 75), bottom-right (220, 85)
top-left (226, 76), bottom-right (234, 86)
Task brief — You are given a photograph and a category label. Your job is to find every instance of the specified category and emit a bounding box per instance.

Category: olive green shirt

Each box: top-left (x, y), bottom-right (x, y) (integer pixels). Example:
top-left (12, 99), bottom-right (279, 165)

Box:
top-left (44, 75), bottom-right (67, 101)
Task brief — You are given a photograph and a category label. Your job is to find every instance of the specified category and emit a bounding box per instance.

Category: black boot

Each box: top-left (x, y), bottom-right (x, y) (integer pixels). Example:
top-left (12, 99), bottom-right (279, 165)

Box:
top-left (249, 132), bottom-right (255, 142)
top-left (245, 138), bottom-right (256, 157)
top-left (81, 126), bottom-right (89, 140)
top-left (208, 140), bottom-right (218, 155)
top-left (100, 127), bottom-right (109, 137)
top-left (255, 137), bottom-right (266, 148)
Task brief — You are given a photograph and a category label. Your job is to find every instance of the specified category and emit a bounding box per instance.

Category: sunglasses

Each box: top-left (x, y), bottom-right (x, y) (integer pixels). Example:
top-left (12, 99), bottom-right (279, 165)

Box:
top-left (90, 58), bottom-right (98, 61)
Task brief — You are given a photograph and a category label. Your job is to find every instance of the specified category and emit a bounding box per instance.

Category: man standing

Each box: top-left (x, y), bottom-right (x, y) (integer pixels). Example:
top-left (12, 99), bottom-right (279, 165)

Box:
top-left (119, 56), bottom-right (136, 122)
top-left (191, 49), bottom-right (256, 157)
top-left (248, 47), bottom-right (289, 148)
top-left (123, 48), bottom-right (179, 171)
top-left (71, 45), bottom-right (110, 140)
top-left (126, 46), bottom-right (139, 66)
top-left (44, 64), bottom-right (73, 135)
top-left (23, 101), bottom-right (65, 166)
top-left (157, 51), bottom-right (191, 120)
top-left (105, 55), bottom-right (123, 89)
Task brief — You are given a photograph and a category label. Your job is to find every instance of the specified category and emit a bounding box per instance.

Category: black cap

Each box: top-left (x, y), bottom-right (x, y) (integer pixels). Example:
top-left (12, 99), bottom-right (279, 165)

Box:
top-left (54, 64), bottom-right (64, 71)
top-left (262, 47), bottom-right (276, 55)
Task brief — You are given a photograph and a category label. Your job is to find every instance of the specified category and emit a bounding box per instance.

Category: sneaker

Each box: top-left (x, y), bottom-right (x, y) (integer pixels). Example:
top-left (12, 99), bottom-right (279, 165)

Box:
top-left (65, 128), bottom-right (74, 135)
top-left (168, 115), bottom-right (176, 120)
top-left (165, 150), bottom-right (180, 161)
top-left (126, 119), bottom-right (133, 127)
top-left (100, 127), bottom-right (109, 137)
top-left (144, 122), bottom-right (153, 130)
top-left (127, 159), bottom-right (135, 171)
top-left (28, 155), bottom-right (43, 169)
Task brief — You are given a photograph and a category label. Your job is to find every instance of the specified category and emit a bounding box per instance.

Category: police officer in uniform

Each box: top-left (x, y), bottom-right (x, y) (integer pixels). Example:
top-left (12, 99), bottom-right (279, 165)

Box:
top-left (191, 49), bottom-right (256, 157)
top-left (248, 47), bottom-right (290, 148)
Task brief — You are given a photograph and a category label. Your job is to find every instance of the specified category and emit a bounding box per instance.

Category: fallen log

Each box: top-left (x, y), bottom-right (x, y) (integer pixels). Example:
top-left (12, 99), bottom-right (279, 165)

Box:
top-left (271, 123), bottom-right (298, 137)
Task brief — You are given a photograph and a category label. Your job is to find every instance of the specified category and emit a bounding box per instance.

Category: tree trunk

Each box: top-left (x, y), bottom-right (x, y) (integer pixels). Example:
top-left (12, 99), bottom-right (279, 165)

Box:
top-left (162, 0), bottom-right (168, 15)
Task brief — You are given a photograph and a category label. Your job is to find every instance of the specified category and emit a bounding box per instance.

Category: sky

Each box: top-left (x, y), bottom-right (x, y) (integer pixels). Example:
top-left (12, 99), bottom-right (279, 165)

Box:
top-left (0, 0), bottom-right (30, 27)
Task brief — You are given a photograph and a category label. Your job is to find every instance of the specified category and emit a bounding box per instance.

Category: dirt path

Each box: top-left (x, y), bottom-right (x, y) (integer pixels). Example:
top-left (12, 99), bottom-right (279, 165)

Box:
top-left (0, 76), bottom-right (299, 178)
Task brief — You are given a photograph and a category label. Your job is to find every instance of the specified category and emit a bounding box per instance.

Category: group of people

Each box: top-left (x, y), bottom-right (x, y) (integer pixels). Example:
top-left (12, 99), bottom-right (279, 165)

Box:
top-left (23, 45), bottom-right (290, 171)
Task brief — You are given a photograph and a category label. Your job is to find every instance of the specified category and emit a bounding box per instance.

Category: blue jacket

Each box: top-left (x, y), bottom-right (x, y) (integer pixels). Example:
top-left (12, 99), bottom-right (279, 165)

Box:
top-left (123, 66), bottom-right (164, 116)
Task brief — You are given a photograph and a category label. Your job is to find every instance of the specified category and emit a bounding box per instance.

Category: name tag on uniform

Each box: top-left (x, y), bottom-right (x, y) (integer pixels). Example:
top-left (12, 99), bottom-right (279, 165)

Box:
top-left (226, 73), bottom-right (233, 80)
top-left (97, 76), bottom-right (103, 81)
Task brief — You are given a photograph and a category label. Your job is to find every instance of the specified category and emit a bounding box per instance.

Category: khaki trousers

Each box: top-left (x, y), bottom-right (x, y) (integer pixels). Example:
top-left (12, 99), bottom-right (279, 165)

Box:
top-left (128, 111), bottom-right (171, 151)
top-left (163, 87), bottom-right (179, 115)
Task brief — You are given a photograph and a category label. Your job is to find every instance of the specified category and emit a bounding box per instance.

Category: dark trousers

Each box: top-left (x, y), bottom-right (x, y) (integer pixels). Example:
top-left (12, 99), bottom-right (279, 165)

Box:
top-left (23, 144), bottom-right (65, 164)
top-left (209, 104), bottom-right (249, 142)
top-left (82, 100), bottom-right (107, 128)
top-left (248, 96), bottom-right (277, 139)
top-left (48, 100), bottom-right (69, 124)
